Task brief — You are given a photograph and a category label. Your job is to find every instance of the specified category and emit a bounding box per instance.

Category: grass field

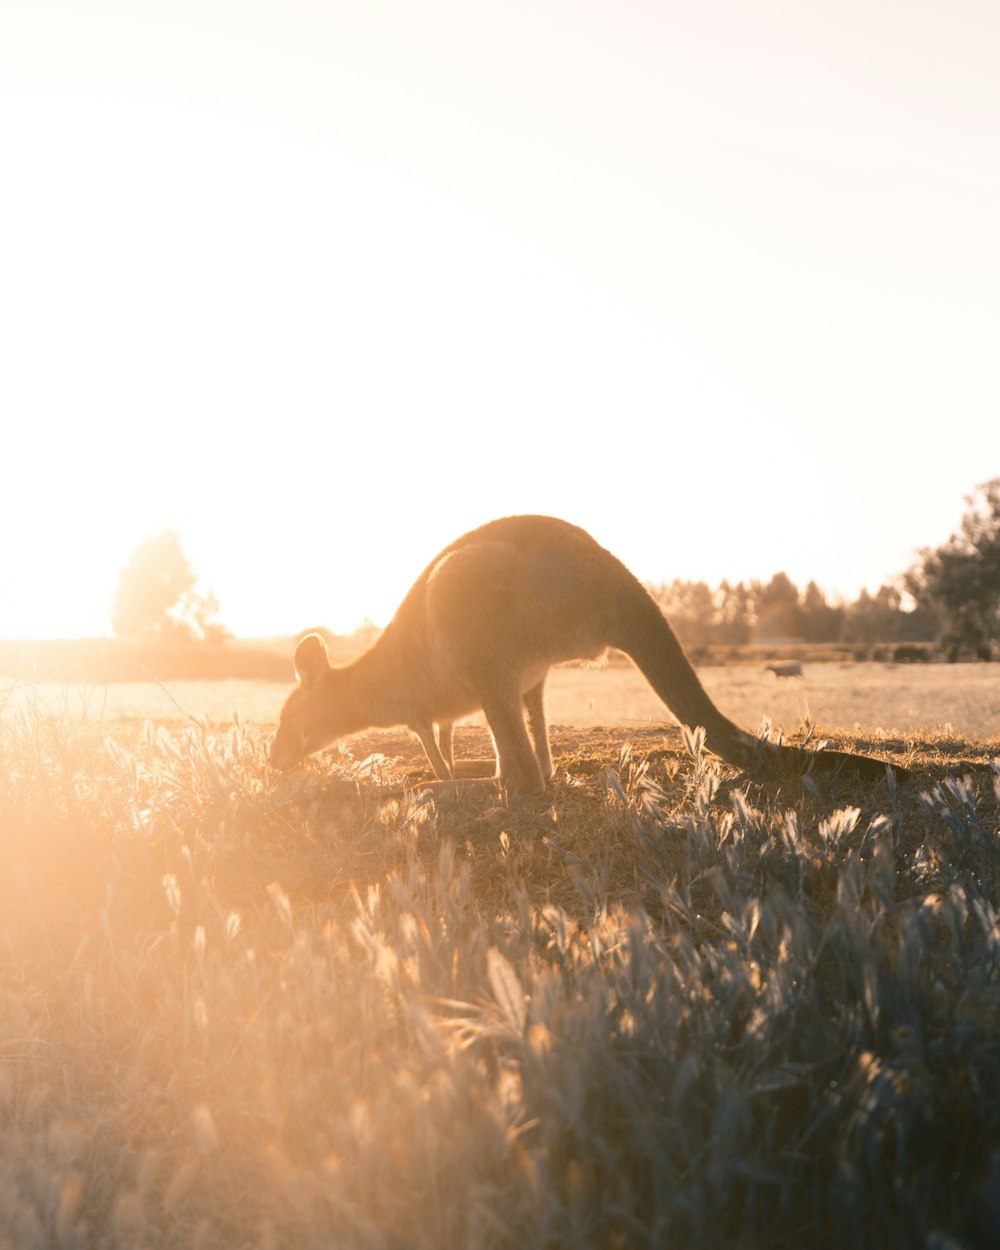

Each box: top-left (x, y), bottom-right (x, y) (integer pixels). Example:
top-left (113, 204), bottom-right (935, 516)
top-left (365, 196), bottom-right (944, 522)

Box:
top-left (5, 660), bottom-right (1000, 737)
top-left (2, 667), bottom-right (1000, 1247)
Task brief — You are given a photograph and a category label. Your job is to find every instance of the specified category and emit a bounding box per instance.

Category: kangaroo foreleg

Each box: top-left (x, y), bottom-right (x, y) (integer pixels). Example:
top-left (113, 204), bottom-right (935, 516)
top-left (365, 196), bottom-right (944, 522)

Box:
top-left (523, 679), bottom-right (554, 781)
top-left (436, 721), bottom-right (455, 773)
top-left (413, 722), bottom-right (454, 781)
top-left (433, 721), bottom-right (496, 779)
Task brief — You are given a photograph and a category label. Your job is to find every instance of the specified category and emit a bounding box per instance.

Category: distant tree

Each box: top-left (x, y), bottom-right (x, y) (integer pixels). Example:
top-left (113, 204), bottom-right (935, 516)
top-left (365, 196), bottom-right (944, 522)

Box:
top-left (753, 572), bottom-right (803, 640)
top-left (641, 564), bottom-right (946, 654)
top-left (842, 585), bottom-right (905, 645)
top-left (113, 531), bottom-right (228, 642)
top-left (894, 594), bottom-right (939, 643)
top-left (716, 580), bottom-right (754, 645)
top-left (801, 580), bottom-right (844, 643)
top-left (653, 580), bottom-right (717, 646)
top-left (906, 478), bottom-right (1000, 660)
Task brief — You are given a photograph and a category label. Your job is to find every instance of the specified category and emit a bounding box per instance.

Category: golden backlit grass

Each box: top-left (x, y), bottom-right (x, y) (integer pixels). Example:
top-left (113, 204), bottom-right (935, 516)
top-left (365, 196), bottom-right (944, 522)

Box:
top-left (2, 705), bottom-right (1000, 1247)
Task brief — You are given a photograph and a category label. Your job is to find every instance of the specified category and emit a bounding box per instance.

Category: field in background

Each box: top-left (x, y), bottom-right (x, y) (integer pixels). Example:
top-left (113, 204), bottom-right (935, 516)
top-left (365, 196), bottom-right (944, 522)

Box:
top-left (4, 661), bottom-right (999, 739)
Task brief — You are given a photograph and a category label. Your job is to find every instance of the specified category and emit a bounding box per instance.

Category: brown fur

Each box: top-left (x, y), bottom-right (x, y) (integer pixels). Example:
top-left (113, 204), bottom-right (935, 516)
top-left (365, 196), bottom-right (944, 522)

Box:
top-left (270, 515), bottom-right (906, 791)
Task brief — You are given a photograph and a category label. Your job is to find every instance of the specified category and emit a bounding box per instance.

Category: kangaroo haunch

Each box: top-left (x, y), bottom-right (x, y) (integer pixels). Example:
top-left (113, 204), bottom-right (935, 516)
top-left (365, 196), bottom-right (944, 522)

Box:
top-left (270, 515), bottom-right (906, 792)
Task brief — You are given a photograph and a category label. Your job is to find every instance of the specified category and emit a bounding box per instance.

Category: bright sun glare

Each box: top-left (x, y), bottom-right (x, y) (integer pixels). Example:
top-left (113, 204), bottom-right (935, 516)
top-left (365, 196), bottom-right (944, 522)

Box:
top-left (2, 92), bottom-right (810, 639)
top-left (2, 2), bottom-right (998, 639)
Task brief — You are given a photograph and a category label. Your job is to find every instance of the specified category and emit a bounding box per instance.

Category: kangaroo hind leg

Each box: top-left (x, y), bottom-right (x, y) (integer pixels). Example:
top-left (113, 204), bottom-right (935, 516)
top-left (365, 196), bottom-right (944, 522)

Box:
top-left (480, 685), bottom-right (547, 797)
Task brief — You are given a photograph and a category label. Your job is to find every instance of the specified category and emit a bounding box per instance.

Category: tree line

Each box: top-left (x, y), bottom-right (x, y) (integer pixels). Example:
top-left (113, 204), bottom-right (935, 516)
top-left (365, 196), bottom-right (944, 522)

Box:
top-left (111, 479), bottom-right (1000, 658)
top-left (654, 479), bottom-right (1000, 659)
top-left (650, 575), bottom-right (938, 651)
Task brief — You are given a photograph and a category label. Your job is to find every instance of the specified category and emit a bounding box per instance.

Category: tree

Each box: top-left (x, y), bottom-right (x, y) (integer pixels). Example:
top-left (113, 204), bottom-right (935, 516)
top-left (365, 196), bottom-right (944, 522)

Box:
top-left (907, 479), bottom-right (1000, 660)
top-left (801, 580), bottom-right (844, 643)
top-left (753, 572), bottom-right (803, 641)
top-left (716, 580), bottom-right (754, 645)
top-left (653, 580), bottom-right (717, 646)
top-left (842, 585), bottom-right (904, 645)
top-left (113, 531), bottom-right (228, 642)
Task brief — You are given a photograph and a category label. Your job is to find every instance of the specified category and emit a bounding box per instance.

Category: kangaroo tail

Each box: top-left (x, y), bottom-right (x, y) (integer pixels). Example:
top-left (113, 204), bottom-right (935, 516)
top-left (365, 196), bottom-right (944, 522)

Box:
top-left (608, 570), bottom-right (907, 783)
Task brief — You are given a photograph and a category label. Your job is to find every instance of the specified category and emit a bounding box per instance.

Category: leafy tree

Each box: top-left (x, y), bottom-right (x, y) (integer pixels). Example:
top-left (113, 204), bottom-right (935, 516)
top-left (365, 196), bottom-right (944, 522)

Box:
top-left (842, 585), bottom-right (904, 645)
top-left (907, 479), bottom-right (1000, 660)
top-left (893, 594), bottom-right (939, 643)
top-left (716, 580), bottom-right (754, 645)
top-left (113, 531), bottom-right (228, 642)
top-left (801, 580), bottom-right (844, 643)
top-left (753, 572), bottom-right (803, 640)
top-left (652, 580), bottom-right (717, 646)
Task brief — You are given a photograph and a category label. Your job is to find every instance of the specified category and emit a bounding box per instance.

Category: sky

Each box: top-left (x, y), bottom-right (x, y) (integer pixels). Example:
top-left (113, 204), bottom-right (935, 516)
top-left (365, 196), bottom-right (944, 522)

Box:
top-left (1, 0), bottom-right (998, 639)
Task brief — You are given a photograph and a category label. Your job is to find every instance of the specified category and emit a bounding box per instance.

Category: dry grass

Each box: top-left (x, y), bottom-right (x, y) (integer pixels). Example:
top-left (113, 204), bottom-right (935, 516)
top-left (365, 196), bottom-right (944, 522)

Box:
top-left (4, 659), bottom-right (1000, 737)
top-left (2, 697), bottom-right (1000, 1247)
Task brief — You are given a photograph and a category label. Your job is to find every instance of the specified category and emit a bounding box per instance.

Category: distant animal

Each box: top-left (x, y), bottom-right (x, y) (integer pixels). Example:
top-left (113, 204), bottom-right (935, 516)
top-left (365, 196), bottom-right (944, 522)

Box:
top-left (892, 645), bottom-right (930, 664)
top-left (270, 515), bottom-right (904, 792)
top-left (765, 661), bottom-right (803, 679)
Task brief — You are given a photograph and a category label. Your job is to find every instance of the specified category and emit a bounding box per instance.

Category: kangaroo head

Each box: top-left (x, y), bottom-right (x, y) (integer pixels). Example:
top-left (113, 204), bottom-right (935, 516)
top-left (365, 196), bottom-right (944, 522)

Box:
top-left (270, 634), bottom-right (351, 770)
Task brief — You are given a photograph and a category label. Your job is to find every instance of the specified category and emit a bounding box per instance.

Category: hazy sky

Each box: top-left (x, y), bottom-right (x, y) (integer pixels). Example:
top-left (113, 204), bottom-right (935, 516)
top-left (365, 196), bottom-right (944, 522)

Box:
top-left (2, 0), bottom-right (998, 638)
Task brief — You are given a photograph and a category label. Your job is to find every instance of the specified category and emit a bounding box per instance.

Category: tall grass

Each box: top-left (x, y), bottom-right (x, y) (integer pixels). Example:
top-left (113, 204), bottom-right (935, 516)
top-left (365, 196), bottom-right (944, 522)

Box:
top-left (2, 704), bottom-right (999, 1247)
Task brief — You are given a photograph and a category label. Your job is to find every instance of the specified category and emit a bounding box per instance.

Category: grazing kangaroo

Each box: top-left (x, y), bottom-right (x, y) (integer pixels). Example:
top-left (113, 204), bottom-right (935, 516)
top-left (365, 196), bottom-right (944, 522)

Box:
top-left (765, 661), bottom-right (803, 679)
top-left (270, 515), bottom-right (905, 791)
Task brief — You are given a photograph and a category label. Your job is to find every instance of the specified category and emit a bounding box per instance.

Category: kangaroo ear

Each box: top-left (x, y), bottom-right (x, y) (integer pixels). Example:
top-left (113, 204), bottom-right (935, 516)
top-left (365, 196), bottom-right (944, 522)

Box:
top-left (294, 633), bottom-right (331, 685)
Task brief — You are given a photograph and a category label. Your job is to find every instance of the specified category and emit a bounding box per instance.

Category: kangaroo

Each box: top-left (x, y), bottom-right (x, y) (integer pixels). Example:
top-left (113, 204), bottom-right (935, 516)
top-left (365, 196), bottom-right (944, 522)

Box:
top-left (270, 515), bottom-right (906, 790)
top-left (765, 661), bottom-right (803, 678)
